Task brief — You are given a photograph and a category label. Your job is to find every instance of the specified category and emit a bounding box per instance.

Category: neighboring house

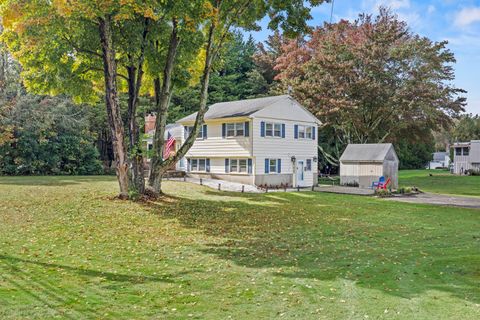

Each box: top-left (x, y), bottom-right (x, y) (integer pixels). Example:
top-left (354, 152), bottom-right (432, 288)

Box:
top-left (174, 95), bottom-right (321, 187)
top-left (339, 143), bottom-right (399, 189)
top-left (452, 140), bottom-right (480, 174)
top-left (428, 152), bottom-right (450, 169)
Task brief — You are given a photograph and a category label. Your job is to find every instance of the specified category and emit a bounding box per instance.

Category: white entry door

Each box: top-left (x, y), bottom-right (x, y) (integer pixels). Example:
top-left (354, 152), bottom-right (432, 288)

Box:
top-left (296, 160), bottom-right (305, 187)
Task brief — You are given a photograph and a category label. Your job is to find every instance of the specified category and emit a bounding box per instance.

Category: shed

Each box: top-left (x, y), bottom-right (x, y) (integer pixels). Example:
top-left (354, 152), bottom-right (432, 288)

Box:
top-left (339, 143), bottom-right (399, 189)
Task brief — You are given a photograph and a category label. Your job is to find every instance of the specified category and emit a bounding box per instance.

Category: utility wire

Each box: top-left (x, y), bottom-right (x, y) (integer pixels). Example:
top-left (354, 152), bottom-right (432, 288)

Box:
top-left (330, 0), bottom-right (335, 23)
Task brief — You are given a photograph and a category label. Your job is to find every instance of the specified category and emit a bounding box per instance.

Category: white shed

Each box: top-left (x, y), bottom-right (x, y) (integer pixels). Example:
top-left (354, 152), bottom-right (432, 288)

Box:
top-left (339, 143), bottom-right (399, 189)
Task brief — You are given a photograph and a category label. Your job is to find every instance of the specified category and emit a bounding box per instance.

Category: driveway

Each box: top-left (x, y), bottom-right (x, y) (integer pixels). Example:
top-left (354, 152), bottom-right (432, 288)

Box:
top-left (385, 192), bottom-right (480, 209)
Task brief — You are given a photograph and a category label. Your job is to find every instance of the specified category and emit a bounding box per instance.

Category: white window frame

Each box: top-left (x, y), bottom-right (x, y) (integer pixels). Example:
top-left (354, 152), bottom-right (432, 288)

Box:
top-left (190, 158), bottom-right (207, 172)
top-left (297, 125), bottom-right (312, 139)
top-left (306, 159), bottom-right (312, 171)
top-left (269, 159), bottom-right (277, 173)
top-left (265, 122), bottom-right (283, 138)
top-left (226, 122), bottom-right (245, 137)
top-left (229, 158), bottom-right (249, 174)
top-left (187, 126), bottom-right (204, 139)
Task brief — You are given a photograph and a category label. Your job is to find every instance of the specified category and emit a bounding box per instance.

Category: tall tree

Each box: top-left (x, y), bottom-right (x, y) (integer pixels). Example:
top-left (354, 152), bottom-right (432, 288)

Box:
top-left (0, 0), bottom-right (160, 198)
top-left (147, 0), bottom-right (327, 195)
top-left (275, 8), bottom-right (466, 162)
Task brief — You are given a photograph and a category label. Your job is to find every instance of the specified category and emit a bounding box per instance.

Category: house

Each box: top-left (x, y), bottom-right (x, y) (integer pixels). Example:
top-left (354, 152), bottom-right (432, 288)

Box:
top-left (339, 143), bottom-right (399, 189)
top-left (452, 140), bottom-right (480, 174)
top-left (428, 152), bottom-right (450, 169)
top-left (173, 95), bottom-right (321, 187)
top-left (144, 120), bottom-right (186, 172)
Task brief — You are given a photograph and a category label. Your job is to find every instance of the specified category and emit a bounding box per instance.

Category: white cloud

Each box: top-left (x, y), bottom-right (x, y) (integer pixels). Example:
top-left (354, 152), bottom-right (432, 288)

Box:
top-left (427, 5), bottom-right (436, 14)
top-left (454, 7), bottom-right (480, 27)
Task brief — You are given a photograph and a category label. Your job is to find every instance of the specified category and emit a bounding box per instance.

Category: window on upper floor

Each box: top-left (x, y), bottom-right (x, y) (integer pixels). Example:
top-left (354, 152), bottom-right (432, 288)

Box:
top-left (265, 122), bottom-right (283, 137)
top-left (463, 147), bottom-right (469, 156)
top-left (226, 122), bottom-right (245, 137)
top-left (186, 125), bottom-right (206, 139)
top-left (455, 148), bottom-right (462, 156)
top-left (294, 124), bottom-right (316, 140)
top-left (224, 122), bottom-right (249, 137)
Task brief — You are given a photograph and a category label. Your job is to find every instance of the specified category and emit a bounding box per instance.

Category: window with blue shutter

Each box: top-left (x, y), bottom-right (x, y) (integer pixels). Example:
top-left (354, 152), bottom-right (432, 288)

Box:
top-left (312, 126), bottom-right (316, 140)
top-left (260, 121), bottom-right (265, 137)
top-left (277, 159), bottom-right (282, 173)
top-left (247, 159), bottom-right (252, 174)
top-left (222, 123), bottom-right (226, 138)
top-left (206, 159), bottom-right (210, 172)
top-left (225, 159), bottom-right (230, 173)
top-left (294, 125), bottom-right (298, 139)
top-left (264, 158), bottom-right (269, 173)
top-left (245, 122), bottom-right (250, 137)
top-left (186, 159), bottom-right (190, 172)
top-left (282, 124), bottom-right (286, 138)
top-left (203, 124), bottom-right (207, 139)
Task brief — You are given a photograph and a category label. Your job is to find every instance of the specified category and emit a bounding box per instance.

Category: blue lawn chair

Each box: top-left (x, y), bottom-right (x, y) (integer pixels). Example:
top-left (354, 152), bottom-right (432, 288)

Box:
top-left (371, 176), bottom-right (385, 189)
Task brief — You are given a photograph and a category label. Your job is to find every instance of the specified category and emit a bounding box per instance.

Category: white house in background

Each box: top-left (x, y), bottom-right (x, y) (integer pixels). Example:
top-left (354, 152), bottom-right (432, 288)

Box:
top-left (144, 120), bottom-right (186, 172)
top-left (172, 95), bottom-right (320, 187)
top-left (452, 140), bottom-right (480, 174)
top-left (428, 152), bottom-right (450, 169)
top-left (339, 143), bottom-right (399, 189)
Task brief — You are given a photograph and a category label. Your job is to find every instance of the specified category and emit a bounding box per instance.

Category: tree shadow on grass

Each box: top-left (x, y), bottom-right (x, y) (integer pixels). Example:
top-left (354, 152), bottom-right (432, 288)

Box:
top-left (0, 175), bottom-right (116, 186)
top-left (145, 189), bottom-right (480, 304)
top-left (0, 253), bottom-right (189, 318)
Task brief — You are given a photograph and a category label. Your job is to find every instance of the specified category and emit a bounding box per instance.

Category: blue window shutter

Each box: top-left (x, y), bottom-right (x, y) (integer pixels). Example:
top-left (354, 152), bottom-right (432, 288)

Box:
top-left (187, 159), bottom-right (190, 172)
top-left (206, 159), bottom-right (210, 172)
top-left (184, 127), bottom-right (188, 140)
top-left (277, 159), bottom-right (282, 173)
top-left (264, 158), bottom-right (269, 174)
top-left (248, 159), bottom-right (252, 174)
top-left (312, 126), bottom-right (315, 140)
top-left (294, 125), bottom-right (298, 139)
top-left (282, 123), bottom-right (286, 138)
top-left (244, 121), bottom-right (250, 137)
top-left (225, 159), bottom-right (230, 173)
top-left (203, 124), bottom-right (207, 139)
top-left (222, 123), bottom-right (226, 138)
top-left (260, 121), bottom-right (265, 137)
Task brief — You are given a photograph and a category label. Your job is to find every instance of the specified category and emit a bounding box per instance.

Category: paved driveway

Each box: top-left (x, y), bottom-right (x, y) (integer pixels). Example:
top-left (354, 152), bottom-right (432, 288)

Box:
top-left (385, 193), bottom-right (480, 209)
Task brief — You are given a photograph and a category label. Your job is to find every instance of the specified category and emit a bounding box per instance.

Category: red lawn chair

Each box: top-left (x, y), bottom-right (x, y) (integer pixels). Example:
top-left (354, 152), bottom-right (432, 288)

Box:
top-left (376, 177), bottom-right (391, 190)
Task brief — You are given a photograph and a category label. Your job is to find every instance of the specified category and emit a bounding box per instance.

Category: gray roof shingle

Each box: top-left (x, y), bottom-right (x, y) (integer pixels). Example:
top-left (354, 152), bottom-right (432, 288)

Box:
top-left (176, 95), bottom-right (292, 123)
top-left (340, 143), bottom-right (395, 162)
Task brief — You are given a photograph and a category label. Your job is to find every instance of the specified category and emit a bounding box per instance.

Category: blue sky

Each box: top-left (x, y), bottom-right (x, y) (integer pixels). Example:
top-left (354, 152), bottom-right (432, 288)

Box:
top-left (248, 0), bottom-right (480, 115)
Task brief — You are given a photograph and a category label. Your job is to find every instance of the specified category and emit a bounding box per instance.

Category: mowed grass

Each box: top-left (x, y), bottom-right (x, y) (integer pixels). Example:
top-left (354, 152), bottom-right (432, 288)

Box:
top-left (399, 169), bottom-right (480, 197)
top-left (0, 176), bottom-right (479, 319)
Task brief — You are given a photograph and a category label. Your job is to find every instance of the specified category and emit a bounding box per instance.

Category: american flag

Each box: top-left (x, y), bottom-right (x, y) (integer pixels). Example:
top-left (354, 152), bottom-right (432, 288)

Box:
top-left (163, 132), bottom-right (176, 159)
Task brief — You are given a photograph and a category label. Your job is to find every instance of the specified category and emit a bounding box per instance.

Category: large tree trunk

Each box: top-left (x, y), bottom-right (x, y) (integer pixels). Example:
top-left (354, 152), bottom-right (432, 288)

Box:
top-left (147, 19), bottom-right (180, 194)
top-left (99, 16), bottom-right (129, 199)
top-left (126, 66), bottom-right (145, 194)
top-left (125, 18), bottom-right (149, 195)
top-left (148, 22), bottom-right (216, 196)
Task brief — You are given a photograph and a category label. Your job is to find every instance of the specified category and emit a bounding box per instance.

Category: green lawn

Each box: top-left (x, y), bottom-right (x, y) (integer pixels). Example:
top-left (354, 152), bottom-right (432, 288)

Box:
top-left (399, 169), bottom-right (480, 197)
top-left (0, 176), bottom-right (479, 319)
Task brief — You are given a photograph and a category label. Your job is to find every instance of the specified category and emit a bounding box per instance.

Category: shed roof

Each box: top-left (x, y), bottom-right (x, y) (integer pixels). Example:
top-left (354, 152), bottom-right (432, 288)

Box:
top-left (340, 143), bottom-right (397, 162)
top-left (176, 95), bottom-right (318, 123)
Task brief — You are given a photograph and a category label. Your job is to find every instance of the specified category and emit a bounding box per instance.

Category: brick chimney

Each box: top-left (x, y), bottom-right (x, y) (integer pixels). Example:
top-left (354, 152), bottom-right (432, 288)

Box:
top-left (145, 113), bottom-right (156, 134)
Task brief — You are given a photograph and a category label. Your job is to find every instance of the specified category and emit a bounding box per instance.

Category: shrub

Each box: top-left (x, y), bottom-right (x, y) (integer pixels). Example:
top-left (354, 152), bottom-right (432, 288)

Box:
top-left (375, 189), bottom-right (392, 197)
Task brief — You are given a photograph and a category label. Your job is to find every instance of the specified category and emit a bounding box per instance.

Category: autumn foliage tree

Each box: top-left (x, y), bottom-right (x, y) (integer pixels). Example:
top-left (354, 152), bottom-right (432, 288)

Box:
top-left (275, 8), bottom-right (466, 164)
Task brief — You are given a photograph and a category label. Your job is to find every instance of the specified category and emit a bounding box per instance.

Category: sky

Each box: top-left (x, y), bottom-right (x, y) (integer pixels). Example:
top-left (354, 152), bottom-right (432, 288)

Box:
top-left (248, 0), bottom-right (480, 115)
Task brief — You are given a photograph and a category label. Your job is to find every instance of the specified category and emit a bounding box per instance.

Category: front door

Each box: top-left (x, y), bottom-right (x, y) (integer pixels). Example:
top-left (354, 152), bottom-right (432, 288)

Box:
top-left (296, 161), bottom-right (305, 187)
